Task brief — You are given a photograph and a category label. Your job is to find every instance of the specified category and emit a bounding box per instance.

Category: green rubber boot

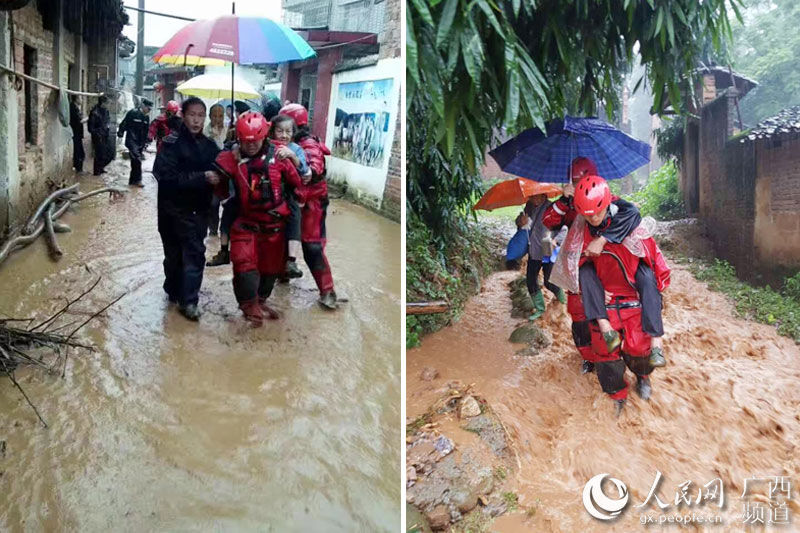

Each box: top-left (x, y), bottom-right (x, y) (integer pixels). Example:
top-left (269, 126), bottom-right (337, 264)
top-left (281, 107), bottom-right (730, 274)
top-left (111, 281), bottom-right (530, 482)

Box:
top-left (556, 288), bottom-right (567, 305)
top-left (528, 290), bottom-right (546, 321)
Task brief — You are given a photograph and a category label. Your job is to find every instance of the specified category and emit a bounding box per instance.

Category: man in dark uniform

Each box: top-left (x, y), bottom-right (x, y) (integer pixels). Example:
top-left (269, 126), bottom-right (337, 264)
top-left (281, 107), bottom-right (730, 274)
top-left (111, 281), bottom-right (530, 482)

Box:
top-left (118, 97), bottom-right (152, 187)
top-left (152, 97), bottom-right (221, 321)
top-left (88, 95), bottom-right (111, 176)
top-left (69, 95), bottom-right (86, 173)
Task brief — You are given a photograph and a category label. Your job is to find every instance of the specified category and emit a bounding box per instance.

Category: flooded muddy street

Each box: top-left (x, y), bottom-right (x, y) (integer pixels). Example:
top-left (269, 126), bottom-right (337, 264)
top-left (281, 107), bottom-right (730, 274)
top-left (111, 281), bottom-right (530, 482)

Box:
top-left (408, 257), bottom-right (800, 531)
top-left (0, 154), bottom-right (401, 532)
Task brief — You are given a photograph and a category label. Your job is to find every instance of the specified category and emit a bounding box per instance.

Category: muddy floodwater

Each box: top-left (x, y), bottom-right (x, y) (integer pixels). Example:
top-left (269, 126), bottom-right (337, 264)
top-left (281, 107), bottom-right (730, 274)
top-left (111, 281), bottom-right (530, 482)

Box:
top-left (408, 262), bottom-right (800, 532)
top-left (0, 154), bottom-right (401, 532)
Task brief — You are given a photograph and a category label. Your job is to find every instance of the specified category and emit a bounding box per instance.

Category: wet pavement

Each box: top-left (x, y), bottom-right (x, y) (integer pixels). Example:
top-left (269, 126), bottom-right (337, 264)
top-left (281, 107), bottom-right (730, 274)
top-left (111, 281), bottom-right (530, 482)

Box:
top-left (0, 152), bottom-right (401, 532)
top-left (408, 261), bottom-right (800, 531)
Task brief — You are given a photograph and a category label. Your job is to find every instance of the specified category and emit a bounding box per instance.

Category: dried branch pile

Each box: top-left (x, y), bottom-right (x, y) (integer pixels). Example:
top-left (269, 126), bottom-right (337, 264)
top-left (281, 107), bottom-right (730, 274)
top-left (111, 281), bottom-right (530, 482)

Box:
top-left (0, 278), bottom-right (125, 427)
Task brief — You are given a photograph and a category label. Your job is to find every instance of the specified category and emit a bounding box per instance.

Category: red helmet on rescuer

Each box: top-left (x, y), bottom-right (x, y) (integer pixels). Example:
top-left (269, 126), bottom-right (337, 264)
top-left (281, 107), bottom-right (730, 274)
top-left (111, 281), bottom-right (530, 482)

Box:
top-left (236, 111), bottom-right (269, 142)
top-left (279, 103), bottom-right (308, 127)
top-left (574, 175), bottom-right (612, 216)
top-left (166, 100), bottom-right (180, 115)
top-left (571, 157), bottom-right (598, 181)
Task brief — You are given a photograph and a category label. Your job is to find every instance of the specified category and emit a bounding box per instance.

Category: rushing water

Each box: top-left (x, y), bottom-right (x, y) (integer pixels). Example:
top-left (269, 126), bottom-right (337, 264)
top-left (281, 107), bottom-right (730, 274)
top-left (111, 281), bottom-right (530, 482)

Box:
top-left (408, 266), bottom-right (800, 532)
top-left (0, 154), bottom-right (401, 532)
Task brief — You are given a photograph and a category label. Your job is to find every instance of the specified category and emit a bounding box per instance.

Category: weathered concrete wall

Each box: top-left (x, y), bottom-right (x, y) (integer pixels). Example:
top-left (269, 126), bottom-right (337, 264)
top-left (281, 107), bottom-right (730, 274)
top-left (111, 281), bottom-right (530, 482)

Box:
top-left (380, 96), bottom-right (401, 222)
top-left (323, 57), bottom-right (402, 211)
top-left (0, 12), bottom-right (20, 235)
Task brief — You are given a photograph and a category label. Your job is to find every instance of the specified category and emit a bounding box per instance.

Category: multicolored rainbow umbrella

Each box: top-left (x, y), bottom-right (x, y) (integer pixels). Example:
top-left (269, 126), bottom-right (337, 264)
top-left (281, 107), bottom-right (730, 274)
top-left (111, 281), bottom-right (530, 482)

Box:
top-left (152, 15), bottom-right (316, 66)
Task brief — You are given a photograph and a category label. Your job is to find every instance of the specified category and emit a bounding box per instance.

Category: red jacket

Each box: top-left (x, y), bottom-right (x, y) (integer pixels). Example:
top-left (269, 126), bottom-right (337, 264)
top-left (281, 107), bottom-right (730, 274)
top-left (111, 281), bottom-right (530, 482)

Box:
top-left (214, 147), bottom-right (302, 224)
top-left (149, 114), bottom-right (173, 152)
top-left (578, 223), bottom-right (671, 298)
top-left (296, 135), bottom-right (330, 180)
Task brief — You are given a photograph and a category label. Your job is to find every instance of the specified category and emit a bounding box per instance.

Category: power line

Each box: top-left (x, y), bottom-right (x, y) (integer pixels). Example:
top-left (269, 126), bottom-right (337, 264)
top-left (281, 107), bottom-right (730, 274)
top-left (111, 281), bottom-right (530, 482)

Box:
top-left (123, 5), bottom-right (196, 22)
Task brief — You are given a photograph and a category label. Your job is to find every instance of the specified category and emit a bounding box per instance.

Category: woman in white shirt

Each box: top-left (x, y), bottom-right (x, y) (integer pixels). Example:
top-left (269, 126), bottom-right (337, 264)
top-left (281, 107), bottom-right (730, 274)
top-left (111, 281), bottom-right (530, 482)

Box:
top-left (205, 104), bottom-right (228, 236)
top-left (204, 104), bottom-right (228, 150)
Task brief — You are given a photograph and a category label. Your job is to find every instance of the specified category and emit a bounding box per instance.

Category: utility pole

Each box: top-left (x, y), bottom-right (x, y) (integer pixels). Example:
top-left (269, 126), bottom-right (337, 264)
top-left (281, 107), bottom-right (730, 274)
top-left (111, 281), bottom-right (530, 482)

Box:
top-left (135, 0), bottom-right (145, 97)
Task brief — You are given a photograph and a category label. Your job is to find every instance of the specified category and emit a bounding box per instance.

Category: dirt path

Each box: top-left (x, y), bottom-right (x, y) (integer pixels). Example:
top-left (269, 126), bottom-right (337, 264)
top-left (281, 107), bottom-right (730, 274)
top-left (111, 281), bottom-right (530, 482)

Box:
top-left (0, 153), bottom-right (401, 532)
top-left (408, 254), bottom-right (800, 532)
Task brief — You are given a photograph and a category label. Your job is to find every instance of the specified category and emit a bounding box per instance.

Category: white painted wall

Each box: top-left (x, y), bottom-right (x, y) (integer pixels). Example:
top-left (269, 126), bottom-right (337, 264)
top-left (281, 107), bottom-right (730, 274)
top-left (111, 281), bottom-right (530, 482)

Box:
top-left (323, 57), bottom-right (402, 206)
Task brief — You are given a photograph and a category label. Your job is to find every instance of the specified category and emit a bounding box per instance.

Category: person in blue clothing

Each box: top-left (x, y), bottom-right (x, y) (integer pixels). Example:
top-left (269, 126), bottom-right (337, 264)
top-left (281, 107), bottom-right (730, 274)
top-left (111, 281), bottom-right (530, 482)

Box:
top-left (516, 194), bottom-right (567, 320)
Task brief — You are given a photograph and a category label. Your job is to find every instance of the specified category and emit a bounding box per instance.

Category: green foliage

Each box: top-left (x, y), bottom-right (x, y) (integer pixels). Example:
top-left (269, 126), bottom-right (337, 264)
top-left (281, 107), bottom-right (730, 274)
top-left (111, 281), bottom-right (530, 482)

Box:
top-left (691, 259), bottom-right (800, 342)
top-left (731, 0), bottom-right (800, 125)
top-left (653, 117), bottom-right (685, 163)
top-left (408, 0), bottom-right (743, 236)
top-left (502, 491), bottom-right (519, 512)
top-left (783, 271), bottom-right (800, 302)
top-left (405, 214), bottom-right (504, 344)
top-left (627, 161), bottom-right (684, 220)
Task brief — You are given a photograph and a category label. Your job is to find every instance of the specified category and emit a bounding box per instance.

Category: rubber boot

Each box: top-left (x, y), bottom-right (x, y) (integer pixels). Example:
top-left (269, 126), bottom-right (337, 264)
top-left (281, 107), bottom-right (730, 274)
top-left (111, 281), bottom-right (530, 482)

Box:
top-left (614, 398), bottom-right (626, 417)
top-left (206, 248), bottom-right (230, 267)
top-left (556, 288), bottom-right (567, 305)
top-left (603, 330), bottom-right (621, 353)
top-left (649, 346), bottom-right (666, 368)
top-left (636, 375), bottom-right (652, 400)
top-left (528, 290), bottom-right (546, 321)
top-left (286, 259), bottom-right (303, 279)
top-left (581, 360), bottom-right (595, 374)
top-left (257, 276), bottom-right (280, 319)
top-left (178, 303), bottom-right (201, 321)
top-left (239, 299), bottom-right (264, 327)
top-left (319, 290), bottom-right (338, 310)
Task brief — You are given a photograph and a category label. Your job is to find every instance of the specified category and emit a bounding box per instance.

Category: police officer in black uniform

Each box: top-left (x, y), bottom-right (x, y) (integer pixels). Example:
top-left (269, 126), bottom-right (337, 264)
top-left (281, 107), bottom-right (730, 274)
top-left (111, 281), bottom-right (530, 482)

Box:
top-left (152, 97), bottom-right (221, 321)
top-left (118, 97), bottom-right (153, 187)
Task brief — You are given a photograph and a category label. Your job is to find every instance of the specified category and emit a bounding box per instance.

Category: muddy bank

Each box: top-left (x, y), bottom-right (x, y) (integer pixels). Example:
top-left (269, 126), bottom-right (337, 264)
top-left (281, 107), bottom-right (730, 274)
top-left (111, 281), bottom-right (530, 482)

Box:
top-left (407, 236), bottom-right (800, 531)
top-left (0, 153), bottom-right (402, 531)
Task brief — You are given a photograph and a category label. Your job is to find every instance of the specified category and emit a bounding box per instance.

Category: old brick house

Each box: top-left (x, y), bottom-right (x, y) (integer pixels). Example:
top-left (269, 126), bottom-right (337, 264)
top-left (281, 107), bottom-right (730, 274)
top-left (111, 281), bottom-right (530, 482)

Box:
top-left (0, 0), bottom-right (126, 236)
top-left (679, 68), bottom-right (800, 280)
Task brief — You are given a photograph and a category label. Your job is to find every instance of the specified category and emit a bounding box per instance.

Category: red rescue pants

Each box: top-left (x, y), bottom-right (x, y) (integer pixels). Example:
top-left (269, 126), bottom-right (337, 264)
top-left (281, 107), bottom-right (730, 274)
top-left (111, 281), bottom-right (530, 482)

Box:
top-left (301, 197), bottom-right (334, 294)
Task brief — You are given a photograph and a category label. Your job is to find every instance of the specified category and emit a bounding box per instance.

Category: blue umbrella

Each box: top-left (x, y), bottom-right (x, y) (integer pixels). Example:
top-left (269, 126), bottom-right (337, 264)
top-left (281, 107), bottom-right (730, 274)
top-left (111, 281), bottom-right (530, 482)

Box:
top-left (489, 116), bottom-right (651, 183)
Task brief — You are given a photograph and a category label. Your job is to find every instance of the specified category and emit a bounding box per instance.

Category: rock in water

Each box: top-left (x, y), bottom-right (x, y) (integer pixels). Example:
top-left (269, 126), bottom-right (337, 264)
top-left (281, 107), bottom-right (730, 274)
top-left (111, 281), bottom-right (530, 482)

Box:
top-left (460, 396), bottom-right (481, 418)
top-left (420, 367), bottom-right (439, 381)
top-left (509, 325), bottom-right (545, 344)
top-left (426, 505), bottom-right (450, 530)
top-left (434, 435), bottom-right (454, 456)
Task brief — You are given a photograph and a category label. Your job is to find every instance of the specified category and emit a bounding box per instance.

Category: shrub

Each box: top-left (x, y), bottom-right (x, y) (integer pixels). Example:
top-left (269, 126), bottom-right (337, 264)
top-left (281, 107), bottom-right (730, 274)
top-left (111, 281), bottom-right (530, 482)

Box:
top-left (627, 160), bottom-right (685, 220)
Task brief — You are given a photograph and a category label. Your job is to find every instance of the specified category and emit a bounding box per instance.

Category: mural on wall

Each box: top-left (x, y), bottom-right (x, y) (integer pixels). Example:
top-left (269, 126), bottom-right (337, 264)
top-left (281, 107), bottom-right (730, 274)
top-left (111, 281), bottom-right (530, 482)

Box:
top-left (331, 78), bottom-right (393, 168)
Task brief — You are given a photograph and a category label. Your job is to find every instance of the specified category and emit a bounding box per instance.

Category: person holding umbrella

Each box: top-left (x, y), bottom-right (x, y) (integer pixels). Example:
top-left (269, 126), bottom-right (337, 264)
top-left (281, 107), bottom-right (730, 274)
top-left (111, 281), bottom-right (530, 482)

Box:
top-left (118, 97), bottom-right (153, 187)
top-left (515, 194), bottom-right (566, 320)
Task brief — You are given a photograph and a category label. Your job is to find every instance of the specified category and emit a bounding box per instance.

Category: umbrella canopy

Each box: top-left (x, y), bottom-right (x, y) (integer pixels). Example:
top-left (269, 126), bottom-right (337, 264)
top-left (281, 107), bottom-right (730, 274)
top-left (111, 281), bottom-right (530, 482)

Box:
top-left (489, 116), bottom-right (651, 183)
top-left (152, 15), bottom-right (316, 66)
top-left (473, 179), bottom-right (562, 211)
top-left (176, 73), bottom-right (260, 100)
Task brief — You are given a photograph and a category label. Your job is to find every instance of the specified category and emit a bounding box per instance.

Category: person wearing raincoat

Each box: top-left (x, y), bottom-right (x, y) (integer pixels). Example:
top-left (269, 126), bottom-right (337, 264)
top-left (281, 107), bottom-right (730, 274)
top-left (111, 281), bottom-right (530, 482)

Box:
top-left (515, 194), bottom-right (566, 320)
top-left (568, 175), bottom-right (671, 416)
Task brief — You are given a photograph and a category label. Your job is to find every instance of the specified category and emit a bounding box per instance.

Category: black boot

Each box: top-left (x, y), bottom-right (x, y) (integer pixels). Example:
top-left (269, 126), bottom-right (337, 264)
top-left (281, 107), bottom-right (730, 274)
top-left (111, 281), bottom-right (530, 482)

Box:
top-left (206, 248), bottom-right (230, 267)
top-left (581, 360), bottom-right (595, 374)
top-left (636, 375), bottom-right (652, 400)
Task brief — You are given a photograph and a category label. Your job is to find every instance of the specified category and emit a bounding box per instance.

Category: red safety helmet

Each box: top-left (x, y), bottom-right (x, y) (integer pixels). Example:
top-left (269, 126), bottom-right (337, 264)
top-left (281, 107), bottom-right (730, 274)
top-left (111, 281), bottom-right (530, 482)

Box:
top-left (571, 157), bottom-right (598, 182)
top-left (279, 103), bottom-right (309, 127)
top-left (574, 175), bottom-right (612, 216)
top-left (236, 111), bottom-right (269, 142)
top-left (166, 100), bottom-right (180, 114)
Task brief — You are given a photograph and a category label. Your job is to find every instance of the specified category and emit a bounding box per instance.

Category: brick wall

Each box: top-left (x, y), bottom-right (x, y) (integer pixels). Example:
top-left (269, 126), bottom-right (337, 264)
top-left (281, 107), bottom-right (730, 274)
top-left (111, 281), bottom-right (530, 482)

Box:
top-left (379, 0), bottom-right (400, 59)
top-left (381, 97), bottom-right (401, 221)
top-left (754, 134), bottom-right (800, 272)
top-left (695, 90), bottom-right (800, 280)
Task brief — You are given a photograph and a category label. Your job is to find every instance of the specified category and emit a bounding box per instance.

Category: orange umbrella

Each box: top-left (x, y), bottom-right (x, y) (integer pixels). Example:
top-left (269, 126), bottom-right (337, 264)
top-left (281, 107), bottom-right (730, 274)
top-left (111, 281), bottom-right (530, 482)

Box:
top-left (473, 178), bottom-right (562, 211)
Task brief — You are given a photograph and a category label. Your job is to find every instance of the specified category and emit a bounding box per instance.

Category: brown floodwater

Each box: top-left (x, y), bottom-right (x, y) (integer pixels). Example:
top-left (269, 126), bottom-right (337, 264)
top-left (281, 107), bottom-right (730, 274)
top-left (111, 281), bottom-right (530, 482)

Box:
top-left (0, 154), bottom-right (401, 532)
top-left (408, 265), bottom-right (800, 532)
